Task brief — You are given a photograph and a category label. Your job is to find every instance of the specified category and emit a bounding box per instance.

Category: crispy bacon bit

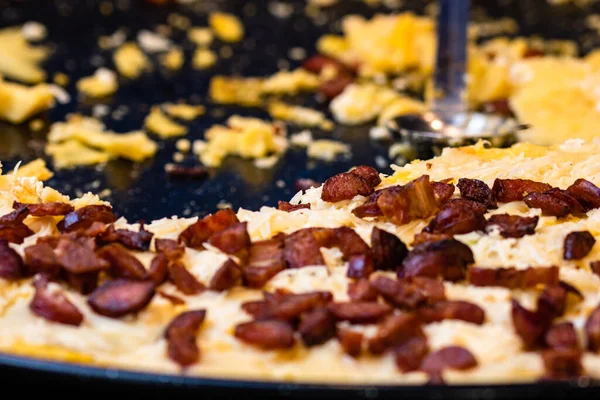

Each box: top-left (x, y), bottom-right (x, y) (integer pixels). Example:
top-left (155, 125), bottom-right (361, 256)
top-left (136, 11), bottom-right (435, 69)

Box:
top-left (0, 224), bottom-right (34, 244)
top-left (234, 320), bottom-right (295, 349)
top-left (566, 179), bottom-right (600, 211)
top-left (400, 239), bottom-right (473, 281)
top-left (524, 190), bottom-right (581, 218)
top-left (347, 254), bottom-right (374, 279)
top-left (443, 198), bottom-right (487, 216)
top-left (371, 227), bottom-right (408, 271)
top-left (586, 305), bottom-right (600, 351)
top-left (592, 260), bottom-right (600, 277)
top-left (482, 99), bottom-right (513, 116)
top-left (336, 327), bottom-right (363, 357)
top-left (209, 259), bottom-right (242, 291)
top-left (538, 285), bottom-right (567, 318)
top-left (545, 322), bottom-right (578, 350)
top-left (155, 238), bottom-right (185, 261)
top-left (88, 279), bottom-right (155, 318)
top-left (511, 299), bottom-right (552, 348)
top-left (84, 221), bottom-right (108, 237)
top-left (411, 232), bottom-right (453, 247)
top-left (298, 308), bottom-right (336, 346)
top-left (349, 165), bottom-right (381, 188)
top-left (348, 279), bottom-right (378, 302)
top-left (266, 291), bottom-right (332, 321)
top-left (295, 178), bottom-right (321, 192)
top-left (29, 277), bottom-right (83, 326)
top-left (420, 346), bottom-right (477, 377)
top-left (14, 201), bottom-right (74, 217)
top-left (370, 275), bottom-right (445, 309)
top-left (377, 176), bottom-right (439, 225)
top-left (417, 301), bottom-right (485, 325)
top-left (431, 181), bottom-right (455, 205)
top-left (0, 204), bottom-right (29, 225)
top-left (319, 73), bottom-right (354, 100)
top-left (457, 178), bottom-right (496, 209)
top-left (492, 179), bottom-right (552, 203)
top-left (166, 165), bottom-right (209, 180)
top-left (485, 214), bottom-right (539, 238)
top-left (351, 190), bottom-right (384, 218)
top-left (59, 205), bottom-right (117, 232)
top-left (241, 300), bottom-right (272, 320)
top-left (64, 271), bottom-right (98, 294)
top-left (302, 55), bottom-right (350, 74)
top-left (23, 242), bottom-right (60, 277)
top-left (424, 206), bottom-right (486, 235)
top-left (168, 261), bottom-right (205, 295)
top-left (394, 336), bottom-right (429, 372)
top-left (244, 237), bottom-right (285, 288)
top-left (277, 201), bottom-right (310, 212)
top-left (0, 239), bottom-right (24, 280)
top-left (157, 290), bottom-right (186, 305)
top-left (98, 243), bottom-right (147, 280)
top-left (468, 266), bottom-right (559, 289)
top-left (367, 313), bottom-right (424, 354)
top-left (207, 222), bottom-right (250, 261)
top-left (178, 208), bottom-right (239, 249)
top-left (321, 172), bottom-right (374, 203)
top-left (563, 231), bottom-right (596, 260)
top-left (147, 254), bottom-right (169, 286)
top-left (55, 236), bottom-right (109, 274)
top-left (99, 223), bottom-right (153, 251)
top-left (165, 310), bottom-right (206, 367)
top-left (542, 349), bottom-right (583, 380)
top-left (328, 301), bottom-right (392, 324)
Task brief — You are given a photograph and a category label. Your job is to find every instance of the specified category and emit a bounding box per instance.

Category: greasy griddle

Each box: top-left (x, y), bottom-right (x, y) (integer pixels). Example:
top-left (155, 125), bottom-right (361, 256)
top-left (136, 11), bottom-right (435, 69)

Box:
top-left (0, 0), bottom-right (600, 397)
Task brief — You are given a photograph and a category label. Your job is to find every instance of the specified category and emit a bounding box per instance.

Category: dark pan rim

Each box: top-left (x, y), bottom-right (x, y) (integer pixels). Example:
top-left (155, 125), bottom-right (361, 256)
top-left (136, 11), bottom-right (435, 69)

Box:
top-left (2, 351), bottom-right (600, 394)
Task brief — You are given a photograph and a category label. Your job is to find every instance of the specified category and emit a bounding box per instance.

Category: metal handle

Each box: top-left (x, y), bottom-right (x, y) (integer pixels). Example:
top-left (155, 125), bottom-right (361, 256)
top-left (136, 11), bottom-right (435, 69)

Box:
top-left (432, 0), bottom-right (469, 117)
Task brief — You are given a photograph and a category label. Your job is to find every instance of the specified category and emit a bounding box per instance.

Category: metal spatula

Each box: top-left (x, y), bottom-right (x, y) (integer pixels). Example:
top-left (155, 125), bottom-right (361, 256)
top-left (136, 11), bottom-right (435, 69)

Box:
top-left (386, 0), bottom-right (524, 151)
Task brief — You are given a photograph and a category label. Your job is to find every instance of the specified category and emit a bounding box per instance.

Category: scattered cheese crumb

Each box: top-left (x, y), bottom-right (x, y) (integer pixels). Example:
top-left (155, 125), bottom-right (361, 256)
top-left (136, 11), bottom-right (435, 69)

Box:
top-left (48, 84), bottom-right (71, 104)
top-left (176, 139), bottom-right (191, 152)
top-left (160, 48), bottom-right (184, 71)
top-left (192, 48), bottom-right (217, 69)
top-left (290, 130), bottom-right (313, 147)
top-left (268, 101), bottom-right (333, 130)
top-left (369, 126), bottom-right (391, 141)
top-left (98, 29), bottom-right (126, 50)
top-left (52, 72), bottom-right (70, 87)
top-left (0, 77), bottom-right (54, 124)
top-left (144, 106), bottom-right (188, 138)
top-left (188, 27), bottom-right (214, 47)
top-left (330, 83), bottom-right (400, 125)
top-left (47, 114), bottom-right (157, 168)
top-left (0, 27), bottom-right (49, 83)
top-left (262, 69), bottom-right (320, 95)
top-left (21, 22), bottom-right (47, 41)
top-left (76, 68), bottom-right (118, 98)
top-left (253, 155), bottom-right (279, 169)
top-left (209, 12), bottom-right (244, 43)
top-left (199, 116), bottom-right (288, 167)
top-left (137, 30), bottom-right (172, 53)
top-left (164, 103), bottom-right (205, 121)
top-left (113, 43), bottom-right (151, 79)
top-left (29, 119), bottom-right (44, 132)
top-left (209, 76), bottom-right (263, 106)
top-left (173, 152), bottom-right (185, 162)
top-left (192, 139), bottom-right (207, 155)
top-left (307, 139), bottom-right (350, 161)
top-left (92, 104), bottom-right (110, 119)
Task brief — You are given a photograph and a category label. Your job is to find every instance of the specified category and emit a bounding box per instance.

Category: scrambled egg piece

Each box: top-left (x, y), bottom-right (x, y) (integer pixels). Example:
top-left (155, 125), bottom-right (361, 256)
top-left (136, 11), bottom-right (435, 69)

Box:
top-left (509, 57), bottom-right (600, 145)
top-left (76, 68), bottom-right (118, 98)
top-left (330, 83), bottom-right (400, 125)
top-left (52, 72), bottom-right (69, 87)
top-left (160, 48), bottom-right (184, 71)
top-left (192, 49), bottom-right (217, 69)
top-left (209, 12), bottom-right (244, 43)
top-left (306, 139), bottom-right (350, 161)
top-left (144, 106), bottom-right (188, 138)
top-left (113, 43), bottom-right (151, 79)
top-left (268, 101), bottom-right (333, 130)
top-left (188, 27), bottom-right (214, 47)
top-left (16, 158), bottom-right (53, 181)
top-left (199, 116), bottom-right (288, 167)
top-left (210, 69), bottom-right (320, 106)
top-left (164, 103), bottom-right (205, 121)
top-left (0, 77), bottom-right (54, 124)
top-left (46, 115), bottom-right (157, 168)
top-left (0, 27), bottom-right (49, 83)
top-left (377, 96), bottom-right (427, 126)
